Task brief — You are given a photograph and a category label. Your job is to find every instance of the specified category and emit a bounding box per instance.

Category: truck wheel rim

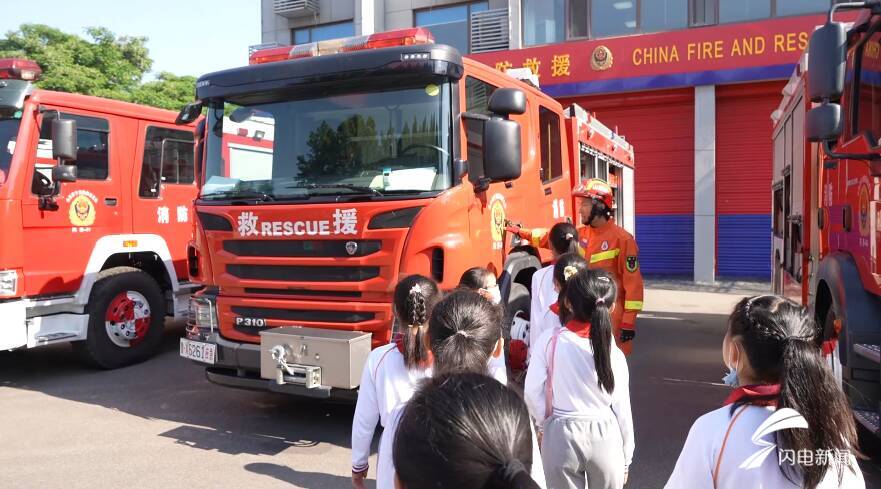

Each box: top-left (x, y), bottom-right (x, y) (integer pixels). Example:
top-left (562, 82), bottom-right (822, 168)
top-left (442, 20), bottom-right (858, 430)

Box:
top-left (105, 291), bottom-right (151, 348)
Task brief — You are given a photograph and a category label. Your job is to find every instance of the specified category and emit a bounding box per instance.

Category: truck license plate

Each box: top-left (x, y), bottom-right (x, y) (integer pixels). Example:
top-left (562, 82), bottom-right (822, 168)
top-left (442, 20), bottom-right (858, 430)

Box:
top-left (179, 338), bottom-right (216, 365)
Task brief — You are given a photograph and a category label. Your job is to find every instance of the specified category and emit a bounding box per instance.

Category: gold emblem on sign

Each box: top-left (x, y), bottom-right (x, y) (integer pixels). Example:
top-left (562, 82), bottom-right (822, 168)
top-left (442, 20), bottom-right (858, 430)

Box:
top-left (591, 46), bottom-right (614, 71)
top-left (69, 195), bottom-right (96, 227)
top-left (491, 199), bottom-right (506, 243)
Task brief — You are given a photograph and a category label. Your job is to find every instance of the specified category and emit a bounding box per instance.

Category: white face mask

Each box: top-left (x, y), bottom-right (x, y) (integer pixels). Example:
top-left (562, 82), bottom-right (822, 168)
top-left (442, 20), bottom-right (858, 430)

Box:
top-left (482, 285), bottom-right (502, 305)
top-left (722, 345), bottom-right (740, 387)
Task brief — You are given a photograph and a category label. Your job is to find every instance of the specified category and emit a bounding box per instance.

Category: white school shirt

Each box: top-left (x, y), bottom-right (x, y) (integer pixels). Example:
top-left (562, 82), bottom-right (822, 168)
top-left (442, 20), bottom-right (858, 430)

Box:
top-left (665, 404), bottom-right (866, 489)
top-left (524, 327), bottom-right (635, 467)
top-left (372, 361), bottom-right (550, 489)
top-left (529, 265), bottom-right (557, 345)
top-left (528, 307), bottom-right (562, 362)
top-left (351, 343), bottom-right (430, 476)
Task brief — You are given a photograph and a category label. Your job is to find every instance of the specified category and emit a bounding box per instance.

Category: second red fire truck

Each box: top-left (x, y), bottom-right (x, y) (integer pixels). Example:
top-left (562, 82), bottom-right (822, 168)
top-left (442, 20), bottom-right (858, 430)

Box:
top-left (178, 28), bottom-right (636, 399)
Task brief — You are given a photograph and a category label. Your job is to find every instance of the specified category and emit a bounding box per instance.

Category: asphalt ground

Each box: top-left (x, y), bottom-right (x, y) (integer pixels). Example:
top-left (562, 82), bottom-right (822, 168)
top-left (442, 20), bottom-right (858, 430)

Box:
top-left (1, 287), bottom-right (879, 488)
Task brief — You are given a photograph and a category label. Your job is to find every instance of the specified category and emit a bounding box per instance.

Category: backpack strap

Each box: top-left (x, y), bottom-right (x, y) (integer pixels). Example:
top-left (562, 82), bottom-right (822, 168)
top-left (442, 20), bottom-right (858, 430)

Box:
top-left (544, 328), bottom-right (563, 420)
top-left (713, 406), bottom-right (747, 487)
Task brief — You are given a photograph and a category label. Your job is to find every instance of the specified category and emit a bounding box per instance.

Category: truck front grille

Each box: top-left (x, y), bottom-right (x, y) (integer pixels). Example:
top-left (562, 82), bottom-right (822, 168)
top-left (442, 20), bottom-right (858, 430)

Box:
top-left (227, 265), bottom-right (380, 282)
top-left (224, 239), bottom-right (381, 258)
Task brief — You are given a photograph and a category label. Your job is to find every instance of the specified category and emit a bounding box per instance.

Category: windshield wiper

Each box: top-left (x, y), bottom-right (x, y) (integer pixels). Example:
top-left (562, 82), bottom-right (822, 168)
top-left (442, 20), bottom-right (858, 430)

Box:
top-left (201, 190), bottom-right (275, 203)
top-left (292, 183), bottom-right (384, 197)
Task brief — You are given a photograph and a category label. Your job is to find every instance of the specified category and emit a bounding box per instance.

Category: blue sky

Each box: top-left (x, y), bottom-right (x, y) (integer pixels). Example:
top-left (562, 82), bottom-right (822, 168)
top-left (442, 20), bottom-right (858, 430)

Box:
top-left (0, 0), bottom-right (261, 78)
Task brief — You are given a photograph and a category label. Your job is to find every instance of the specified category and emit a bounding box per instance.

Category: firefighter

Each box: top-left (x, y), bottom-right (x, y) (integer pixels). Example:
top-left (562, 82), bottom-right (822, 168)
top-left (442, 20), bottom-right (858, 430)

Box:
top-left (507, 178), bottom-right (644, 354)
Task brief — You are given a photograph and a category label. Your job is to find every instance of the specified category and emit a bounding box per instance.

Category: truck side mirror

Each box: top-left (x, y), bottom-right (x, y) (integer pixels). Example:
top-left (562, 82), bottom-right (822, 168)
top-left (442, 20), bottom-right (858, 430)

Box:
top-left (806, 103), bottom-right (843, 142)
top-left (483, 118), bottom-right (521, 182)
top-left (176, 101), bottom-right (203, 125)
top-left (52, 164), bottom-right (77, 183)
top-left (808, 22), bottom-right (847, 102)
top-left (51, 119), bottom-right (77, 162)
top-left (488, 88), bottom-right (526, 116)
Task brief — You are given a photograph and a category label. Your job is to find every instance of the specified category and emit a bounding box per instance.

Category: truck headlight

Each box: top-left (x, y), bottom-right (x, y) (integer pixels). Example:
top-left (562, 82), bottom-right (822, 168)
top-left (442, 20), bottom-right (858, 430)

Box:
top-left (187, 296), bottom-right (216, 339)
top-left (0, 270), bottom-right (21, 297)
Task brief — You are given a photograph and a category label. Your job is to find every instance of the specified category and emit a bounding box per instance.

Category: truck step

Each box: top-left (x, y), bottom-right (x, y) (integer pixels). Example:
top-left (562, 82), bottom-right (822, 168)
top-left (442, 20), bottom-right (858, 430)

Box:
top-left (854, 408), bottom-right (880, 435)
top-left (34, 332), bottom-right (78, 343)
top-left (854, 343), bottom-right (881, 364)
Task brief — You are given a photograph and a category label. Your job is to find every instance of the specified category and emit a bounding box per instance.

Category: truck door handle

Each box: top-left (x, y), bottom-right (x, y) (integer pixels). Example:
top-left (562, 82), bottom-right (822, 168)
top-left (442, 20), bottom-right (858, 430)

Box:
top-left (544, 187), bottom-right (552, 195)
top-left (105, 198), bottom-right (118, 206)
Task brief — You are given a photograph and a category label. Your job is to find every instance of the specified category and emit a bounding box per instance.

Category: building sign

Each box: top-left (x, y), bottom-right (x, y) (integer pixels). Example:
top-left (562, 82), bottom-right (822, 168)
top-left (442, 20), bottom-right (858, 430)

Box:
top-left (470, 14), bottom-right (839, 96)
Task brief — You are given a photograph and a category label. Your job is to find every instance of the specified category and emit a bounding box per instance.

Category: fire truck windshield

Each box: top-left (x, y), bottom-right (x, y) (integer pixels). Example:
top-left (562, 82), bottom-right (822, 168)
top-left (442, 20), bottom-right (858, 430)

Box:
top-left (0, 115), bottom-right (21, 185)
top-left (201, 78), bottom-right (453, 202)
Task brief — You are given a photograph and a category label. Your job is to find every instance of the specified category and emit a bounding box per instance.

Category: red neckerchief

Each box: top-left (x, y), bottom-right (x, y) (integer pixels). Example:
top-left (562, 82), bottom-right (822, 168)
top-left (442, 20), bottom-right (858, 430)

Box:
top-left (564, 319), bottom-right (591, 338)
top-left (394, 335), bottom-right (434, 369)
top-left (723, 384), bottom-right (781, 407)
top-left (549, 303), bottom-right (560, 316)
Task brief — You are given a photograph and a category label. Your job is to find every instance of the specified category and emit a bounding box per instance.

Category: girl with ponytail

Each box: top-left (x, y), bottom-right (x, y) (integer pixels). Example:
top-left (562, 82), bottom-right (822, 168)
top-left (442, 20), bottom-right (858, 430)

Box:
top-left (665, 295), bottom-right (864, 489)
top-left (351, 275), bottom-right (441, 489)
top-left (393, 372), bottom-right (542, 489)
top-left (525, 268), bottom-right (634, 489)
top-left (529, 224), bottom-right (580, 351)
top-left (528, 253), bottom-right (588, 359)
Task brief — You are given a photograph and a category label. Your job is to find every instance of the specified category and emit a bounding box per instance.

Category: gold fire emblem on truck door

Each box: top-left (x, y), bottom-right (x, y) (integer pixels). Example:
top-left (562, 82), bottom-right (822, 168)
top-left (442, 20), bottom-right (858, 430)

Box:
top-left (68, 193), bottom-right (97, 227)
top-left (591, 46), bottom-right (613, 71)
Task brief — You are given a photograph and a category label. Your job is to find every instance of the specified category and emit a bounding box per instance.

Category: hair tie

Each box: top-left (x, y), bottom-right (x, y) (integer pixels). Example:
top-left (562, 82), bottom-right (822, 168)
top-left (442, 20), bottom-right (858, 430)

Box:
top-left (497, 459), bottom-right (527, 484)
top-left (564, 232), bottom-right (574, 240)
top-left (456, 330), bottom-right (472, 338)
top-left (410, 284), bottom-right (422, 295)
top-left (563, 265), bottom-right (579, 282)
top-left (596, 297), bottom-right (606, 306)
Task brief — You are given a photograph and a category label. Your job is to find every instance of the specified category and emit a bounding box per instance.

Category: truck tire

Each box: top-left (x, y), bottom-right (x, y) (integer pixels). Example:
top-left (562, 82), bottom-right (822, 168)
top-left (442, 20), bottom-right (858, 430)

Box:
top-left (75, 267), bottom-right (166, 369)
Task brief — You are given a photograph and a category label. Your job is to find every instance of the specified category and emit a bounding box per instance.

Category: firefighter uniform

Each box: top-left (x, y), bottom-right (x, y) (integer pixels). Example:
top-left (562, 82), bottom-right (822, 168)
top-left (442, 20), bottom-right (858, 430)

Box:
top-left (508, 179), bottom-right (644, 354)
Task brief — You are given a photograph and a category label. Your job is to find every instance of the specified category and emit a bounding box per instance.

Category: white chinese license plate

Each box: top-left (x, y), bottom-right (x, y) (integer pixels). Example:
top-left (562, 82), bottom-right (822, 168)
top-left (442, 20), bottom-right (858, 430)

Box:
top-left (179, 338), bottom-right (216, 364)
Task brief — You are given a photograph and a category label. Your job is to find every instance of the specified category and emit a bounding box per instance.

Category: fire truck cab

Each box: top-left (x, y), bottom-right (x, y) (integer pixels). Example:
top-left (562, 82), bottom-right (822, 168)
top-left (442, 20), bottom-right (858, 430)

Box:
top-left (179, 29), bottom-right (634, 399)
top-left (776, 2), bottom-right (881, 435)
top-left (0, 59), bottom-right (199, 368)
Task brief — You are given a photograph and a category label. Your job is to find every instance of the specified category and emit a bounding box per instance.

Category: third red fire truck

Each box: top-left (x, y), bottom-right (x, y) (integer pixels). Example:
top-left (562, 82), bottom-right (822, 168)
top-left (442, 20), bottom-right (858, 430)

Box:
top-left (773, 2), bottom-right (881, 434)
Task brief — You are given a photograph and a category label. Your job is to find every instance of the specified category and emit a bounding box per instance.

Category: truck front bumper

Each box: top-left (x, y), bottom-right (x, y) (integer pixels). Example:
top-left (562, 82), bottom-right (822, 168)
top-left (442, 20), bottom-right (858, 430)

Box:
top-left (0, 297), bottom-right (88, 350)
top-left (188, 333), bottom-right (358, 402)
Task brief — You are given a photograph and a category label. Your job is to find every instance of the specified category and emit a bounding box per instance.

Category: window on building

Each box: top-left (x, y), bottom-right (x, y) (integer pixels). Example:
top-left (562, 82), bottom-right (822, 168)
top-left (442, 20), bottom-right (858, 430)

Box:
top-left (591, 0), bottom-right (637, 38)
top-left (775, 0), bottom-right (831, 17)
top-left (641, 0), bottom-right (689, 33)
top-left (523, 0), bottom-right (565, 46)
top-left (569, 0), bottom-right (588, 38)
top-left (464, 77), bottom-right (498, 183)
top-left (539, 107), bottom-right (562, 182)
top-left (415, 2), bottom-right (488, 53)
top-left (718, 0), bottom-right (770, 23)
top-left (139, 127), bottom-right (195, 198)
top-left (292, 22), bottom-right (354, 44)
top-left (37, 113), bottom-right (110, 181)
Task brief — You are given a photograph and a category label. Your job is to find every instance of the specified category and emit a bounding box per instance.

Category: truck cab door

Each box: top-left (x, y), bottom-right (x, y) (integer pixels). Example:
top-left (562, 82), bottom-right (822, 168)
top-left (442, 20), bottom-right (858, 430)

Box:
top-left (21, 110), bottom-right (123, 296)
top-left (130, 122), bottom-right (197, 282)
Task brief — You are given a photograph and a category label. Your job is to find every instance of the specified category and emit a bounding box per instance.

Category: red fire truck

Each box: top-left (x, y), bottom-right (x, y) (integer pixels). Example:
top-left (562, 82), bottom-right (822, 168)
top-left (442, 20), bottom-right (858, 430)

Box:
top-left (773, 2), bottom-right (881, 434)
top-left (0, 58), bottom-right (201, 368)
top-left (178, 28), bottom-right (635, 399)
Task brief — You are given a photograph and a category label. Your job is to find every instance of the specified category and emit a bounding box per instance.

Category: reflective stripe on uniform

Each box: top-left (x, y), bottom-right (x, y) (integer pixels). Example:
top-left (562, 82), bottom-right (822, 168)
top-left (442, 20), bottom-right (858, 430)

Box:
top-left (589, 249), bottom-right (620, 264)
top-left (624, 300), bottom-right (644, 311)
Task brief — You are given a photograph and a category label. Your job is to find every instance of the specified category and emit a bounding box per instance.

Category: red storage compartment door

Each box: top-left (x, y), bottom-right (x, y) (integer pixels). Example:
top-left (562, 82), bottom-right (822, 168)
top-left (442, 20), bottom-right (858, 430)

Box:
top-left (564, 89), bottom-right (695, 276)
top-left (716, 82), bottom-right (783, 279)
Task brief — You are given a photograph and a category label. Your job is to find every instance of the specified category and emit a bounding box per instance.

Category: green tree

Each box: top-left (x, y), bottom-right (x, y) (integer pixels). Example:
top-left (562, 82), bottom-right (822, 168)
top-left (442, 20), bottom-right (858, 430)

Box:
top-left (130, 72), bottom-right (197, 111)
top-left (0, 23), bottom-right (196, 111)
top-left (0, 24), bottom-right (151, 100)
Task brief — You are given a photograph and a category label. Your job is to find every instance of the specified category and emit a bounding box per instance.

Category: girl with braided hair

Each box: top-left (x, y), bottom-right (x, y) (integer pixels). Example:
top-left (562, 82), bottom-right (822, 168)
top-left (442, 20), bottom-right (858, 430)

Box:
top-left (665, 295), bottom-right (864, 489)
top-left (525, 268), bottom-right (634, 489)
top-left (351, 275), bottom-right (441, 489)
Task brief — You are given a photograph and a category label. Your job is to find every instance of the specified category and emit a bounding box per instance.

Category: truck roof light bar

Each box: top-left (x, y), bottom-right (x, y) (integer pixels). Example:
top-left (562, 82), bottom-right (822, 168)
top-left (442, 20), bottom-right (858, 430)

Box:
top-left (0, 58), bottom-right (42, 81)
top-left (249, 28), bottom-right (435, 65)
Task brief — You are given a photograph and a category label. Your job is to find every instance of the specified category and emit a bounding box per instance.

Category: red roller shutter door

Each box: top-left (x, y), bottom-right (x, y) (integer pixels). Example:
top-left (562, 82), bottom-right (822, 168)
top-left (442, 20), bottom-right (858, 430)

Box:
top-left (563, 89), bottom-right (695, 275)
top-left (716, 82), bottom-right (783, 279)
